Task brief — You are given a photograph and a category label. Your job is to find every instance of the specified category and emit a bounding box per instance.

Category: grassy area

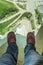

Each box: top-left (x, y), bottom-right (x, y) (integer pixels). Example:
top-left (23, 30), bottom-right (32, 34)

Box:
top-left (35, 7), bottom-right (43, 24)
top-left (0, 0), bottom-right (19, 20)
top-left (0, 14), bottom-right (20, 35)
top-left (17, 3), bottom-right (25, 9)
top-left (0, 11), bottom-right (36, 35)
top-left (0, 12), bottom-right (31, 35)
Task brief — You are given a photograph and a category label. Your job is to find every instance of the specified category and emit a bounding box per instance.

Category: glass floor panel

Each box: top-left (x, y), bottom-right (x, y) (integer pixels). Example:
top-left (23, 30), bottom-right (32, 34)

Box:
top-left (0, 0), bottom-right (43, 65)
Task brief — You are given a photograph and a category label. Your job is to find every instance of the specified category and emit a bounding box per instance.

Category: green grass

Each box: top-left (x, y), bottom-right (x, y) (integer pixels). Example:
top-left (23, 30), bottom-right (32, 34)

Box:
top-left (35, 8), bottom-right (43, 24)
top-left (0, 12), bottom-right (31, 35)
top-left (0, 14), bottom-right (20, 35)
top-left (0, 12), bottom-right (36, 35)
top-left (17, 3), bottom-right (25, 9)
top-left (0, 0), bottom-right (19, 20)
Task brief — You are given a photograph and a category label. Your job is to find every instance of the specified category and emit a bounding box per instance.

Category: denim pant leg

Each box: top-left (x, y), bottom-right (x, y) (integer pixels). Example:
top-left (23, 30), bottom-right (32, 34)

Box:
top-left (24, 44), bottom-right (43, 65)
top-left (0, 42), bottom-right (18, 65)
top-left (23, 43), bottom-right (36, 65)
top-left (24, 44), bottom-right (36, 56)
top-left (6, 42), bottom-right (18, 63)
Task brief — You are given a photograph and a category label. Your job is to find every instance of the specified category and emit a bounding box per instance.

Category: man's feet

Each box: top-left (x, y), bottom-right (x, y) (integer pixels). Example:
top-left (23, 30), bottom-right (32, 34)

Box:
top-left (27, 32), bottom-right (35, 45)
top-left (7, 32), bottom-right (16, 45)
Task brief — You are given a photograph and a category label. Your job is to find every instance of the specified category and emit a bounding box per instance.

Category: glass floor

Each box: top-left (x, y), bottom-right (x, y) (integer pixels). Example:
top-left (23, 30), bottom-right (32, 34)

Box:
top-left (0, 0), bottom-right (43, 65)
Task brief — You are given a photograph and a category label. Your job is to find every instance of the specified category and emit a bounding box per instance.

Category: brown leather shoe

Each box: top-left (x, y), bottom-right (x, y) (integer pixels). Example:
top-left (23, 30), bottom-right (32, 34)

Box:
top-left (27, 32), bottom-right (35, 45)
top-left (7, 31), bottom-right (16, 45)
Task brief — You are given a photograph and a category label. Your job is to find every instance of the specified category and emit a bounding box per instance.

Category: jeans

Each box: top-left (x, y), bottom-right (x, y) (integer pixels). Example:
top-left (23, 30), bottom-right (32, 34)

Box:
top-left (0, 42), bottom-right (43, 65)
